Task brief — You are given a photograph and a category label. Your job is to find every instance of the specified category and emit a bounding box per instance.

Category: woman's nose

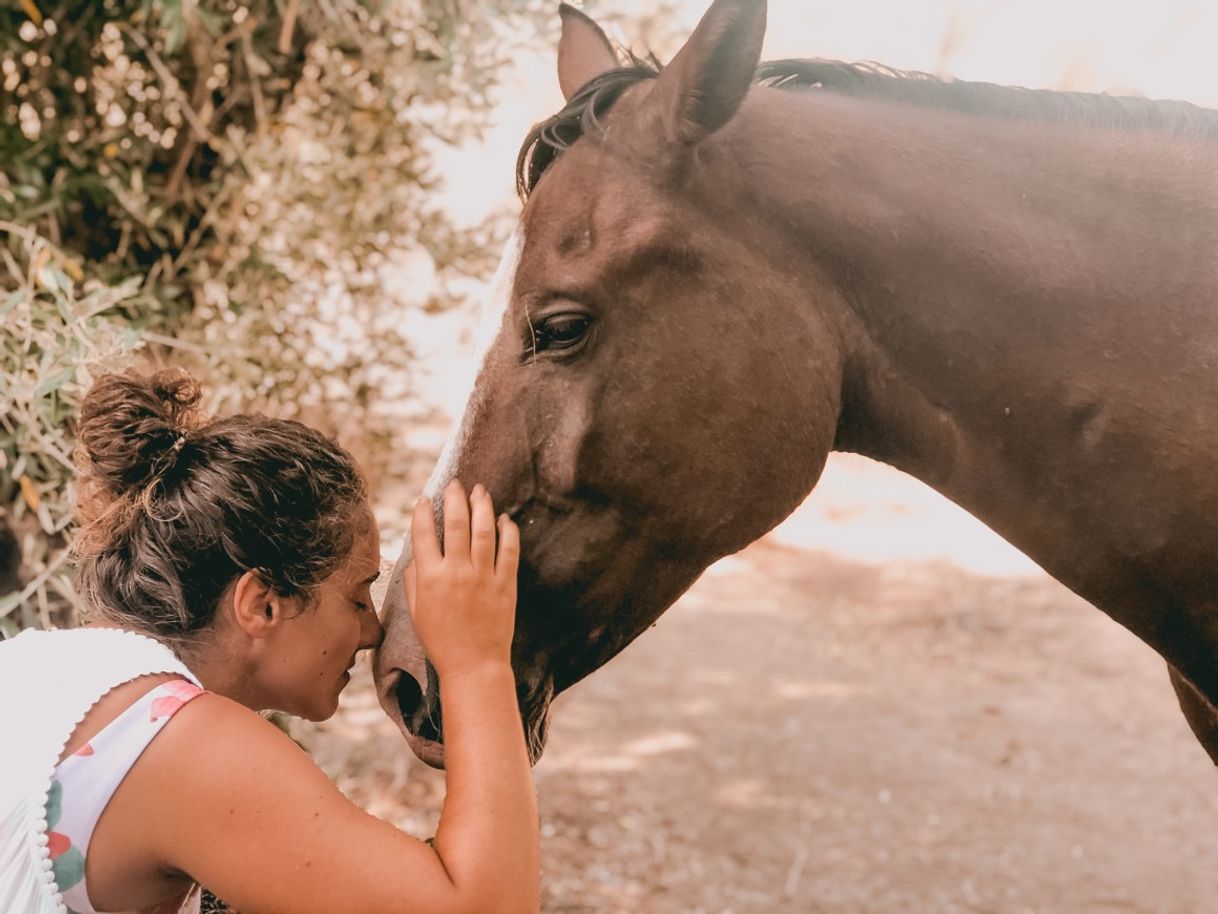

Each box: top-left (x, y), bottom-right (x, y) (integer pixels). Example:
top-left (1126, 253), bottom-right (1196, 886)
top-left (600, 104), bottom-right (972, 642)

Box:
top-left (363, 610), bottom-right (385, 649)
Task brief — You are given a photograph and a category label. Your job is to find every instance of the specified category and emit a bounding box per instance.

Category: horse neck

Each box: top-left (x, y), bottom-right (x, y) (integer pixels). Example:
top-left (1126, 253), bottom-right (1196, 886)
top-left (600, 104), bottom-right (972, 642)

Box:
top-left (711, 88), bottom-right (1218, 654)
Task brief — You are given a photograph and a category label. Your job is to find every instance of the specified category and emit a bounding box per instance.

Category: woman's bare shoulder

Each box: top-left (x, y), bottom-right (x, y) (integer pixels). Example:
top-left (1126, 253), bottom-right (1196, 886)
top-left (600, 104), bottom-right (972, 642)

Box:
top-left (151, 691), bottom-right (319, 778)
top-left (130, 693), bottom-right (454, 914)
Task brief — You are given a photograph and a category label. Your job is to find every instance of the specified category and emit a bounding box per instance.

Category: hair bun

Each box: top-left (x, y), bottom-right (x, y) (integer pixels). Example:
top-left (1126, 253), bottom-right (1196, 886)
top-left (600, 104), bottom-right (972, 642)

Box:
top-left (76, 368), bottom-right (204, 499)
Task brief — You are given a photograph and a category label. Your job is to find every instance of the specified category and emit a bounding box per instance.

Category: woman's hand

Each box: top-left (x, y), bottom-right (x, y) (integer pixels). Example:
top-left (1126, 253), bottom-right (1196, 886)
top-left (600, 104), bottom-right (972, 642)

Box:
top-left (405, 480), bottom-right (520, 680)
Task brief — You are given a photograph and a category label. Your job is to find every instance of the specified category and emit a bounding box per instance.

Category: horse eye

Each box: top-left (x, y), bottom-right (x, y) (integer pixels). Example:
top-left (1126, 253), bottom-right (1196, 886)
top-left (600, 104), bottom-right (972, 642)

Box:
top-left (533, 313), bottom-right (590, 354)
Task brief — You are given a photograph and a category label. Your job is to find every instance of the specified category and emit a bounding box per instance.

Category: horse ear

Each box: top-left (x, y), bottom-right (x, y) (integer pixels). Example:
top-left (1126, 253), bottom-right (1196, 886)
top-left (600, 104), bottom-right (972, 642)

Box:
top-left (558, 4), bottom-right (620, 101)
top-left (649, 0), bottom-right (766, 145)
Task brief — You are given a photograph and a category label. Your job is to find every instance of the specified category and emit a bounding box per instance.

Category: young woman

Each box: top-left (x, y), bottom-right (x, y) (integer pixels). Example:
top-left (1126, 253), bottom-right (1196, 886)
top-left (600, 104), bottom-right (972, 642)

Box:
top-left (0, 369), bottom-right (539, 914)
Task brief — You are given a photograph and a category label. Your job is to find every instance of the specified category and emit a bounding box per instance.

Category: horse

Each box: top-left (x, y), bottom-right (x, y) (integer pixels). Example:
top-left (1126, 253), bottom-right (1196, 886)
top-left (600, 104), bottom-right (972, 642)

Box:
top-left (374, 0), bottom-right (1218, 772)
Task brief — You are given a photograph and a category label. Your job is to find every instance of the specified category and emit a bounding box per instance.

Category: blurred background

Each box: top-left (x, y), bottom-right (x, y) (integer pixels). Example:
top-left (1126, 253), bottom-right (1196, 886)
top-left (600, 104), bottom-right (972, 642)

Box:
top-left (4, 1), bottom-right (1218, 911)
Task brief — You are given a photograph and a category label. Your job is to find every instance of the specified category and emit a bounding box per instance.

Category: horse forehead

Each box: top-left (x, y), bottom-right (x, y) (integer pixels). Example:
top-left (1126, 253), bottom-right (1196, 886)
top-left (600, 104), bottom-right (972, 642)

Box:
top-left (524, 142), bottom-right (669, 244)
top-left (521, 181), bottom-right (674, 274)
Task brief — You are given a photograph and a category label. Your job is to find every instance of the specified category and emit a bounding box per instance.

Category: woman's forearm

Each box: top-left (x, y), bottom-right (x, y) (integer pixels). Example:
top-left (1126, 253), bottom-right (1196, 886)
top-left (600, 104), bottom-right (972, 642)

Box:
top-left (431, 661), bottom-right (539, 914)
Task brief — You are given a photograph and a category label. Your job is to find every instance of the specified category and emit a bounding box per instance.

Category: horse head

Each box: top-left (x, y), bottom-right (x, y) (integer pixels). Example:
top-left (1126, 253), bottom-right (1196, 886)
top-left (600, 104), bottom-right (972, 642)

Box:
top-left (375, 0), bottom-right (847, 766)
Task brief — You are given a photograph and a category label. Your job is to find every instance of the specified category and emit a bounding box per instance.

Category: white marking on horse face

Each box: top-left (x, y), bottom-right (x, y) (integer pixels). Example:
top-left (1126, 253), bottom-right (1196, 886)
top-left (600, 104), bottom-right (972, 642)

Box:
top-left (423, 225), bottom-right (524, 500)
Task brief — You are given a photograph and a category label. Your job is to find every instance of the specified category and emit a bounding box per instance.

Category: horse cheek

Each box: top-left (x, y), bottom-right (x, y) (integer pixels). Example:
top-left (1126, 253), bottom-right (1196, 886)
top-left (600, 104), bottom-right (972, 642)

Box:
top-left (530, 380), bottom-right (592, 497)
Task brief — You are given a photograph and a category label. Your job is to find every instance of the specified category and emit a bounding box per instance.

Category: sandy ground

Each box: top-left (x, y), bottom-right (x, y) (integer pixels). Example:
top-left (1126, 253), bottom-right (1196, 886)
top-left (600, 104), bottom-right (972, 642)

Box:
top-left (292, 454), bottom-right (1218, 914)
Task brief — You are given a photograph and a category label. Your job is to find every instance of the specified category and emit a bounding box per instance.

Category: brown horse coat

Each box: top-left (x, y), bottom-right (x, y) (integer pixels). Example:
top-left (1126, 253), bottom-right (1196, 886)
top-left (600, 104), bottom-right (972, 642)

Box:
top-left (375, 0), bottom-right (1218, 770)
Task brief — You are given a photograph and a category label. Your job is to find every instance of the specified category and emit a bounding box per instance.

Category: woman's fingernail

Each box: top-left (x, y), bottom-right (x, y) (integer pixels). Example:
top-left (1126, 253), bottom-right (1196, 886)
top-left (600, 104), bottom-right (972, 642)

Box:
top-left (472, 483), bottom-right (485, 498)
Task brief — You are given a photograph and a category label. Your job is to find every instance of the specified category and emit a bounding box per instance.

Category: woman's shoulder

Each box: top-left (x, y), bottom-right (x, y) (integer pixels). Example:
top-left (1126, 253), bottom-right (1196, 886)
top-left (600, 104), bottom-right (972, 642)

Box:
top-left (146, 691), bottom-right (316, 783)
top-left (162, 690), bottom-right (290, 740)
top-left (119, 691), bottom-right (350, 882)
top-left (85, 691), bottom-right (315, 853)
top-left (70, 687), bottom-right (317, 911)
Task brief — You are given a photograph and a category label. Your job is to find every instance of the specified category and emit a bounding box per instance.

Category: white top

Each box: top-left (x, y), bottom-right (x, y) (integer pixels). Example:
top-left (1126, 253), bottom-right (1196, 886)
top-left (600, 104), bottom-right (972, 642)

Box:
top-left (52, 678), bottom-right (206, 914)
top-left (0, 628), bottom-right (201, 914)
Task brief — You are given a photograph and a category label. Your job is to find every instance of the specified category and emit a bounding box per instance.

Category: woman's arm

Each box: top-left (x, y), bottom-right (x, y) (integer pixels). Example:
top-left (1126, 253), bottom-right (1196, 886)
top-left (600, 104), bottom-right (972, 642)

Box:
top-left (409, 481), bottom-right (539, 910)
top-left (140, 482), bottom-right (537, 914)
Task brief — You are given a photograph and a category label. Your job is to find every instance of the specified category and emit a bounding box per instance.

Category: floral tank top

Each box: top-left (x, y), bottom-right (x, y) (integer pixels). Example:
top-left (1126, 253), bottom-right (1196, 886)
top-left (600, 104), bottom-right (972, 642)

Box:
top-left (45, 679), bottom-right (206, 914)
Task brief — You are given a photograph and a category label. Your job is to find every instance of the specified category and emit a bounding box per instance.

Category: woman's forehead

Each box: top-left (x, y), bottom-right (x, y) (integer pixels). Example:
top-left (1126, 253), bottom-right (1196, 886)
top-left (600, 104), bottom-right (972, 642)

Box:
top-left (326, 522), bottom-right (380, 586)
top-left (353, 522), bottom-right (381, 565)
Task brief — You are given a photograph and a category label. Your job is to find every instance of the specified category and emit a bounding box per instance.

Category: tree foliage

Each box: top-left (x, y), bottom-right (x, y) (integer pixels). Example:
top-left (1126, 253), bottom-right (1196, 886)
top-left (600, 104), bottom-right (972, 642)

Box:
top-left (0, 225), bottom-right (144, 634)
top-left (0, 0), bottom-right (555, 630)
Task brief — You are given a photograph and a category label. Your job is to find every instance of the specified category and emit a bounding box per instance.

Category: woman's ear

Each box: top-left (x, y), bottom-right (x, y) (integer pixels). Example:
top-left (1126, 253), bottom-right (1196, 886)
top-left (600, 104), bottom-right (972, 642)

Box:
top-left (230, 570), bottom-right (282, 639)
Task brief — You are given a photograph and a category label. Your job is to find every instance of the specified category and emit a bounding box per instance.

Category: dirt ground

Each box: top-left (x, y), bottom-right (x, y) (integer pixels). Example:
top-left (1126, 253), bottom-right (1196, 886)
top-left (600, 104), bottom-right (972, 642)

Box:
top-left (298, 455), bottom-right (1218, 914)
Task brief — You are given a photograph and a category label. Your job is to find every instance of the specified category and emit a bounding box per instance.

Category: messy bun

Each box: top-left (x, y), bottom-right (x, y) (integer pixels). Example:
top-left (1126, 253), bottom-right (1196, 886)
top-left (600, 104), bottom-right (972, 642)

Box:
top-left (76, 369), bottom-right (203, 499)
top-left (75, 370), bottom-right (204, 531)
top-left (74, 368), bottom-right (367, 641)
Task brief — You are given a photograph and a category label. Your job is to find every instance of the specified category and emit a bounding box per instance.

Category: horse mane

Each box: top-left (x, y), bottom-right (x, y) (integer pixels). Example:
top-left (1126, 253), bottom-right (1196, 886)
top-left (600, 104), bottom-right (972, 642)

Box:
top-left (516, 55), bottom-right (1218, 200)
top-left (517, 57), bottom-right (660, 201)
top-left (759, 59), bottom-right (1218, 140)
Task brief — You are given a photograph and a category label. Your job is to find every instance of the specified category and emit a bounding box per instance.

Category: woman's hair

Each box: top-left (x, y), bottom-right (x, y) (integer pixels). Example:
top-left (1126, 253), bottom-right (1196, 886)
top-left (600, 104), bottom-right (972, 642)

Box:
top-left (74, 368), bottom-right (368, 641)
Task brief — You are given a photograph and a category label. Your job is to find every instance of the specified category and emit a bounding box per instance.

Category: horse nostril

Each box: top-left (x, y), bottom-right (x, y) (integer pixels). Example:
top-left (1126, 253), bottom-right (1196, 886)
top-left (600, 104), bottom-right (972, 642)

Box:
top-left (395, 671), bottom-right (423, 722)
top-left (396, 669), bottom-right (444, 744)
top-left (415, 708), bottom-right (443, 744)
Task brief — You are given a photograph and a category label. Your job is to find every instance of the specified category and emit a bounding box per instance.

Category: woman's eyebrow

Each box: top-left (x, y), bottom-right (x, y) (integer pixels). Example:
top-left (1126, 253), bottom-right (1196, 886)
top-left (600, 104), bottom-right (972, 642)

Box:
top-left (361, 571), bottom-right (381, 585)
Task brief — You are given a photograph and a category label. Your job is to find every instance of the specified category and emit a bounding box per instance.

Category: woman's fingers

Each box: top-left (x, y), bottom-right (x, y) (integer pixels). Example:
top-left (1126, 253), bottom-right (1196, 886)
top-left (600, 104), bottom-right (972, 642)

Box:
top-left (410, 497), bottom-right (441, 567)
top-left (496, 513), bottom-right (520, 581)
top-left (414, 483), bottom-right (511, 575)
top-left (406, 493), bottom-right (520, 678)
top-left (442, 479), bottom-right (470, 560)
top-left (469, 484), bottom-right (496, 572)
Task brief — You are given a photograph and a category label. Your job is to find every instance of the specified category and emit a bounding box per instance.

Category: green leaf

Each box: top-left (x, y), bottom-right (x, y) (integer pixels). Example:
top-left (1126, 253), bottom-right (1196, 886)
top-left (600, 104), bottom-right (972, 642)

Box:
top-left (36, 267), bottom-right (62, 294)
top-left (0, 592), bottom-right (20, 621)
top-left (193, 6), bottom-right (222, 37)
top-left (34, 367), bottom-right (73, 398)
top-left (165, 14), bottom-right (188, 56)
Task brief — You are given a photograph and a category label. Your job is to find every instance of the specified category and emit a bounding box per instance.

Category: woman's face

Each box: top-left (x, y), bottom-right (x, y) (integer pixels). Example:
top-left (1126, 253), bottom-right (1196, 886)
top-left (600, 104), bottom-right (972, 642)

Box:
top-left (265, 511), bottom-right (384, 721)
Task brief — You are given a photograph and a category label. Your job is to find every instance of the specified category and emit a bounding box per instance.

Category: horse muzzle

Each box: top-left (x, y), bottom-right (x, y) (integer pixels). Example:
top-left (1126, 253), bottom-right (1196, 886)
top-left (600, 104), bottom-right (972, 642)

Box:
top-left (373, 540), bottom-right (448, 767)
top-left (375, 651), bottom-right (554, 769)
top-left (373, 538), bottom-right (556, 768)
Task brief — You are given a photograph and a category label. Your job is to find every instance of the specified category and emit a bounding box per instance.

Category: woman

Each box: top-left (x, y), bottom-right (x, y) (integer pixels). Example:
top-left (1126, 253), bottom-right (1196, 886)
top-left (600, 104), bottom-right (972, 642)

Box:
top-left (0, 369), bottom-right (538, 914)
